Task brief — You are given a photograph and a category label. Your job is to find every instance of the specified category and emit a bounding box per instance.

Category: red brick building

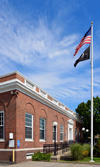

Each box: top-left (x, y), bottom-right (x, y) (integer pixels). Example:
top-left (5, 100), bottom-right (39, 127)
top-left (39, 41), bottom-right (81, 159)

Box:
top-left (0, 71), bottom-right (82, 163)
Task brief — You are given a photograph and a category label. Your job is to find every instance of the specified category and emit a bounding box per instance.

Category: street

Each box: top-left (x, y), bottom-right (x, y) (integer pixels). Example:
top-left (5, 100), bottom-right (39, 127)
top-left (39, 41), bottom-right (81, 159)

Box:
top-left (0, 161), bottom-right (100, 167)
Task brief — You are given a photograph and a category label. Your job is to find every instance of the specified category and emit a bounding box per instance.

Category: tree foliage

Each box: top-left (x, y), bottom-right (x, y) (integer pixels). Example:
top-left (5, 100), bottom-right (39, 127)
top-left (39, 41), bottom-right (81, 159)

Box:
top-left (75, 96), bottom-right (100, 136)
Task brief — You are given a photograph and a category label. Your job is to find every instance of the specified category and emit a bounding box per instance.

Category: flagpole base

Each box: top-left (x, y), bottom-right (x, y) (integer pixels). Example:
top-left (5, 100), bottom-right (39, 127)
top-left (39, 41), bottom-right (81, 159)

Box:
top-left (90, 160), bottom-right (94, 162)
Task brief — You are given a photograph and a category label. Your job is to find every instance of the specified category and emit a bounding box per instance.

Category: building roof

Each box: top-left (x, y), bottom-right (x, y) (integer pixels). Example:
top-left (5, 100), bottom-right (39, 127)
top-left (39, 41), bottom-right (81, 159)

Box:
top-left (0, 71), bottom-right (82, 123)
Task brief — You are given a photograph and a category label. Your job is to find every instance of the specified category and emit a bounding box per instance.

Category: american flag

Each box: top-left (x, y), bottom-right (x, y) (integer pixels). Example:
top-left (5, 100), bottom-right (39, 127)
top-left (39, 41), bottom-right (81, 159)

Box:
top-left (73, 27), bottom-right (91, 56)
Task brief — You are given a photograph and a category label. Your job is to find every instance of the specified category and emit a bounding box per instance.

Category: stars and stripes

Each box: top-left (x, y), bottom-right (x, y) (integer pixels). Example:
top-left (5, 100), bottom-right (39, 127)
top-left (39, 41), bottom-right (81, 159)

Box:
top-left (73, 27), bottom-right (91, 56)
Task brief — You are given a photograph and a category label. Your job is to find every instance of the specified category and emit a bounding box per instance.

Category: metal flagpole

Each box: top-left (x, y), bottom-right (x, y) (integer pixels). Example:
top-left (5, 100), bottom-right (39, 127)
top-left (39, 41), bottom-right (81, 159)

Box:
top-left (90, 21), bottom-right (94, 162)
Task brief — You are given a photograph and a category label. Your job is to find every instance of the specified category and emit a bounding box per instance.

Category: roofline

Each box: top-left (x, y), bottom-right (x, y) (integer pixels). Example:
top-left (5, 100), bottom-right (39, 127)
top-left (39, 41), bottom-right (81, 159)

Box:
top-left (0, 71), bottom-right (82, 123)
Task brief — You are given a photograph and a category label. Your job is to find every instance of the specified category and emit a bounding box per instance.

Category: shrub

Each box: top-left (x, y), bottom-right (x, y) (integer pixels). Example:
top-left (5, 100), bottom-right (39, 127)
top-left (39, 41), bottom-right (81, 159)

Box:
top-left (83, 150), bottom-right (89, 157)
top-left (83, 144), bottom-right (91, 156)
top-left (32, 151), bottom-right (42, 161)
top-left (70, 143), bottom-right (84, 160)
top-left (32, 151), bottom-right (51, 161)
top-left (70, 143), bottom-right (91, 160)
top-left (94, 139), bottom-right (100, 157)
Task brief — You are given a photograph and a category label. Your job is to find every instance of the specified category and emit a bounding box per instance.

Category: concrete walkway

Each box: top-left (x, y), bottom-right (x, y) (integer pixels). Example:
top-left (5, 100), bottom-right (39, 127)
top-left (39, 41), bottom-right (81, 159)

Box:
top-left (0, 161), bottom-right (100, 167)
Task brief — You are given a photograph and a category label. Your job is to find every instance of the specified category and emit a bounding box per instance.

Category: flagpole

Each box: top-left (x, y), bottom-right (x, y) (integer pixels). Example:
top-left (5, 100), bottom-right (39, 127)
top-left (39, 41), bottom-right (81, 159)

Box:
top-left (90, 21), bottom-right (94, 162)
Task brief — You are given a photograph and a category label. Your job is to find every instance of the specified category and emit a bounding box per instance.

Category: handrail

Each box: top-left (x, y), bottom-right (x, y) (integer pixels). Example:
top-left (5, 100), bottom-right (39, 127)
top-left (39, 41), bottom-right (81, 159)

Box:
top-left (43, 140), bottom-right (86, 155)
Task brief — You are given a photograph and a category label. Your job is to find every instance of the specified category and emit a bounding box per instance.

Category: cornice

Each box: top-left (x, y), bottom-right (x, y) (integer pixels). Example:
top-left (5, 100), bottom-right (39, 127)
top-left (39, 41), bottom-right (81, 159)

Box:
top-left (0, 79), bottom-right (82, 124)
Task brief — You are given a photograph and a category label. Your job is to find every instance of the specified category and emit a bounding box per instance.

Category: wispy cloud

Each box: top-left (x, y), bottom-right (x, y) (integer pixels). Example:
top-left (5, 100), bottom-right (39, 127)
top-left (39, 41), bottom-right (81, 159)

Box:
top-left (0, 0), bottom-right (100, 111)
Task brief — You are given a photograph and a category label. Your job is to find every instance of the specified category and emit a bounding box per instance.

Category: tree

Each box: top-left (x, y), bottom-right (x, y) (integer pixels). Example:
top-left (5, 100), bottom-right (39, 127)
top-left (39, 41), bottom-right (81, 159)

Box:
top-left (75, 96), bottom-right (100, 139)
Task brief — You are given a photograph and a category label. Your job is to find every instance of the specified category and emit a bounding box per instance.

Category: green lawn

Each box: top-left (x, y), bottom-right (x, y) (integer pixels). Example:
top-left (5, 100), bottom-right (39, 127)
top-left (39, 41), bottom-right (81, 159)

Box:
top-left (60, 157), bottom-right (100, 163)
top-left (79, 157), bottom-right (100, 163)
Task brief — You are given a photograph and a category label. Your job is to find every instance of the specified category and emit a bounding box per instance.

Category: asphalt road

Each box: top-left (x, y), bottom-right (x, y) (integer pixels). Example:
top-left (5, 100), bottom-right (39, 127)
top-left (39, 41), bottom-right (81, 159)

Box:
top-left (0, 161), bottom-right (100, 167)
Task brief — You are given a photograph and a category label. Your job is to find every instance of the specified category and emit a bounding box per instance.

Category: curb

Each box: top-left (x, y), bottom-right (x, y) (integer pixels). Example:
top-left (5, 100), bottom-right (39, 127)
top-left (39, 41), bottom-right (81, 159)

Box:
top-left (50, 160), bottom-right (100, 165)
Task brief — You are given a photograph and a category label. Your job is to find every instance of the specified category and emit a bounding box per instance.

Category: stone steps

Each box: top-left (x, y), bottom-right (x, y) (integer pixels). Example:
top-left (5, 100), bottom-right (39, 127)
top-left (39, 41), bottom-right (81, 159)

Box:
top-left (51, 150), bottom-right (72, 161)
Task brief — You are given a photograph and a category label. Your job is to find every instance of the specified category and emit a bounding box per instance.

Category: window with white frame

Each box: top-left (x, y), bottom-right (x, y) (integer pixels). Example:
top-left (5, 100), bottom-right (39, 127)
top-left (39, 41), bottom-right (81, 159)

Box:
top-left (25, 113), bottom-right (33, 140)
top-left (40, 118), bottom-right (45, 140)
top-left (60, 124), bottom-right (63, 141)
top-left (0, 111), bottom-right (4, 139)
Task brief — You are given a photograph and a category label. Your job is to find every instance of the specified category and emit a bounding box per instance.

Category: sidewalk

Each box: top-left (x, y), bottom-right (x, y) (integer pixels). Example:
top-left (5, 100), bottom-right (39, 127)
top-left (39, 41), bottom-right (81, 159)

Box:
top-left (0, 161), bottom-right (100, 167)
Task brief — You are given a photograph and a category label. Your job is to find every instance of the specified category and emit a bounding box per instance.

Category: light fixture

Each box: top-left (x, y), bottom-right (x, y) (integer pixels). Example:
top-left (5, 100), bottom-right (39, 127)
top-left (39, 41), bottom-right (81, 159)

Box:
top-left (82, 127), bottom-right (85, 131)
top-left (11, 91), bottom-right (19, 95)
top-left (86, 129), bottom-right (89, 133)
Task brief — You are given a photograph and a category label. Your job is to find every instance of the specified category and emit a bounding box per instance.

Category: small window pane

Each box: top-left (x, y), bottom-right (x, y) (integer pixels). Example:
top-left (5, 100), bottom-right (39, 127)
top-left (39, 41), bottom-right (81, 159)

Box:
top-left (40, 118), bottom-right (45, 140)
top-left (40, 129), bottom-right (44, 139)
top-left (25, 127), bottom-right (32, 139)
top-left (25, 113), bottom-right (33, 139)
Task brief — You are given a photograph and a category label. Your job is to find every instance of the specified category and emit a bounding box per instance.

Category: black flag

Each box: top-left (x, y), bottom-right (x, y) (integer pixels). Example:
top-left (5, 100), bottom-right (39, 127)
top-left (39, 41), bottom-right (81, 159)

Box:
top-left (74, 46), bottom-right (90, 67)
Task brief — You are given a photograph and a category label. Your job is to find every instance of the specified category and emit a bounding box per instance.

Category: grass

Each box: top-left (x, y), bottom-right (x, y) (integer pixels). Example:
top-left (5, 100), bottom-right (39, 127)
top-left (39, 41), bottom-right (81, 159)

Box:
top-left (79, 157), bottom-right (100, 163)
top-left (60, 157), bottom-right (100, 163)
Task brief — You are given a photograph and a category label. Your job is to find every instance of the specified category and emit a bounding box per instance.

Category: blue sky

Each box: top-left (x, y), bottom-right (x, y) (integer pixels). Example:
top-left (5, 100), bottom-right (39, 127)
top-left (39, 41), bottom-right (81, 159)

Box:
top-left (0, 0), bottom-right (100, 112)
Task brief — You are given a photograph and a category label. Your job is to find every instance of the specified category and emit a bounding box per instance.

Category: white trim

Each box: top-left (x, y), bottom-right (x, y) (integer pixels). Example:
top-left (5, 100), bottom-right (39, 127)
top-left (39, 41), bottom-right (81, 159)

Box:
top-left (0, 147), bottom-right (43, 151)
top-left (25, 139), bottom-right (34, 142)
top-left (0, 74), bottom-right (82, 124)
top-left (68, 119), bottom-right (74, 125)
top-left (39, 139), bottom-right (46, 142)
top-left (0, 79), bottom-right (19, 86)
top-left (0, 139), bottom-right (5, 142)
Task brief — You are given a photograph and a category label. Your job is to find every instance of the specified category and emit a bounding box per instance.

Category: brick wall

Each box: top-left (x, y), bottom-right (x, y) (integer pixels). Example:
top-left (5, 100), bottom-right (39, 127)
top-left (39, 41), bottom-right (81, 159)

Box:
top-left (0, 90), bottom-right (82, 163)
top-left (0, 151), bottom-right (13, 162)
top-left (0, 91), bottom-right (16, 149)
top-left (0, 73), bottom-right (25, 83)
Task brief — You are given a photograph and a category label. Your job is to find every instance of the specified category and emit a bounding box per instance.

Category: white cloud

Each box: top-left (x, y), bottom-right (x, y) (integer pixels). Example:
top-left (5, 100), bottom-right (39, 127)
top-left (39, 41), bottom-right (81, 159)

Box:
top-left (0, 0), bottom-right (100, 112)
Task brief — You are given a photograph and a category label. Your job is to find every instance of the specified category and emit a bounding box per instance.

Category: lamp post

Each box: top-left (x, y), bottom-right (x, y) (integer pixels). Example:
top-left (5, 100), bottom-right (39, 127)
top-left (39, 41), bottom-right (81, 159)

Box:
top-left (86, 129), bottom-right (89, 143)
top-left (82, 127), bottom-right (85, 143)
top-left (54, 126), bottom-right (56, 155)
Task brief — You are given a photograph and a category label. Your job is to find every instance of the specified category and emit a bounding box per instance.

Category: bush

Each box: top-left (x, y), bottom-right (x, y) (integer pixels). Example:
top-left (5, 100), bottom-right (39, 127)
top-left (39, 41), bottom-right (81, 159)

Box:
top-left (32, 151), bottom-right (51, 161)
top-left (70, 143), bottom-right (84, 160)
top-left (83, 144), bottom-right (91, 156)
top-left (70, 143), bottom-right (91, 160)
top-left (94, 139), bottom-right (100, 157)
top-left (83, 150), bottom-right (89, 157)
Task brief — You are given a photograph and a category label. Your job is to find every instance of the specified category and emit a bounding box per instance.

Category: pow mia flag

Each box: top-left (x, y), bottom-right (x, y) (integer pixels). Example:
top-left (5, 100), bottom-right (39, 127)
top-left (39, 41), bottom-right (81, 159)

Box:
top-left (74, 46), bottom-right (90, 67)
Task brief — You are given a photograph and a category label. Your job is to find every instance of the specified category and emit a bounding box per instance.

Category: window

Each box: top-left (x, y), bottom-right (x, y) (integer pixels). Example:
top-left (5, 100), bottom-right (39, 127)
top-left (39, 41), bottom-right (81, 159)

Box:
top-left (53, 126), bottom-right (56, 141)
top-left (75, 129), bottom-right (77, 137)
top-left (0, 111), bottom-right (4, 139)
top-left (40, 118), bottom-right (45, 140)
top-left (53, 122), bottom-right (58, 142)
top-left (60, 124), bottom-right (63, 141)
top-left (25, 113), bottom-right (33, 140)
